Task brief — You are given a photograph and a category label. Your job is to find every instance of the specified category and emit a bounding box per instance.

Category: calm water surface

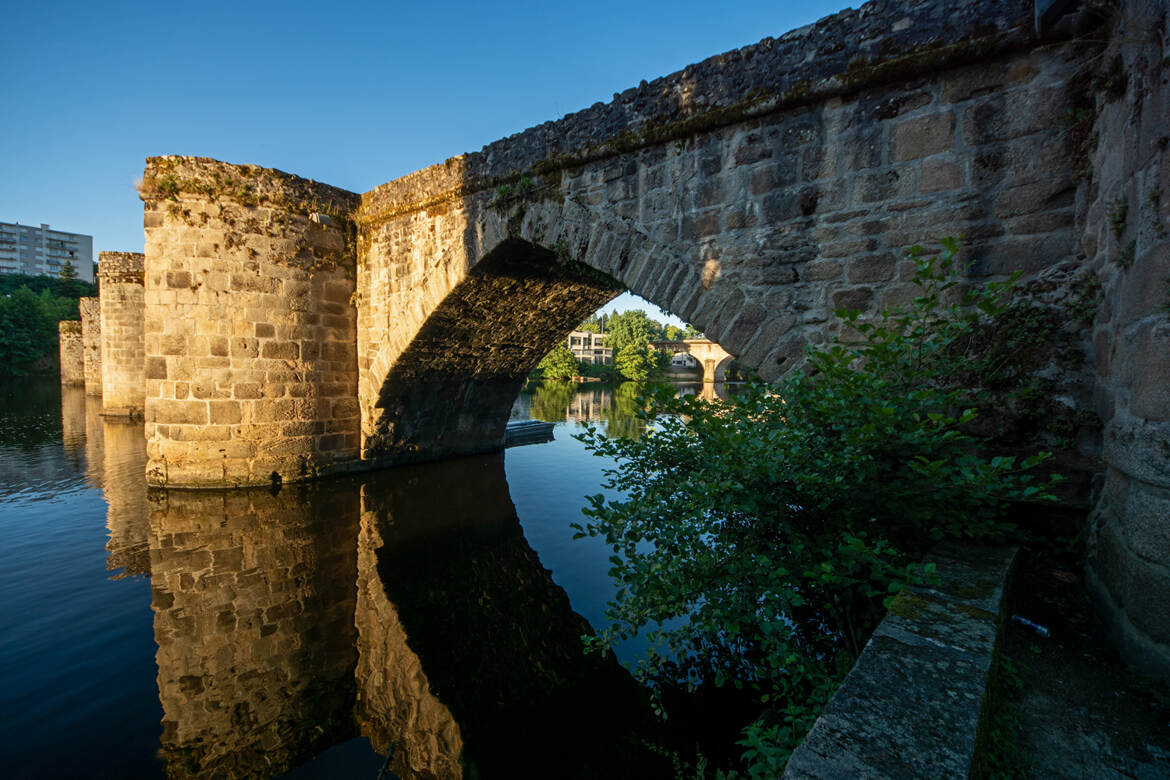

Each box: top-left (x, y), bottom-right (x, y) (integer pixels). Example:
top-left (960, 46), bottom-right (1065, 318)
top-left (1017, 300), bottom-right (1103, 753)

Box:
top-left (0, 378), bottom-right (716, 779)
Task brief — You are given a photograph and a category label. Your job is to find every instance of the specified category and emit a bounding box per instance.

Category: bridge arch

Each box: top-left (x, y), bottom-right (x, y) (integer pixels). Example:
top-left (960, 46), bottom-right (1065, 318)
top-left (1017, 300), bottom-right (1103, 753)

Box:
top-left (354, 186), bottom-right (760, 463)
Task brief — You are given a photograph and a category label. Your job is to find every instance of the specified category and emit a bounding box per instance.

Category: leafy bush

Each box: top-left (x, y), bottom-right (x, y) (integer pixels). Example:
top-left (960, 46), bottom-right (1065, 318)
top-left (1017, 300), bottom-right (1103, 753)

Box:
top-left (535, 343), bottom-right (581, 380)
top-left (615, 341), bottom-right (667, 381)
top-left (574, 241), bottom-right (1059, 773)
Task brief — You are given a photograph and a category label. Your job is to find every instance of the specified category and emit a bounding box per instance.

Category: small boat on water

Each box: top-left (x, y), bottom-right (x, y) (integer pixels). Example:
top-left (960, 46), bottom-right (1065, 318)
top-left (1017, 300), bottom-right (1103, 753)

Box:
top-left (504, 419), bottom-right (555, 447)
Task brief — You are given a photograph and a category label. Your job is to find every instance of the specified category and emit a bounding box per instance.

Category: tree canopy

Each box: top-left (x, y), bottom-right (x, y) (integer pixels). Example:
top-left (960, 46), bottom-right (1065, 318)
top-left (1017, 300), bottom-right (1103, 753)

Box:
top-left (0, 274), bottom-right (96, 376)
top-left (535, 343), bottom-right (580, 380)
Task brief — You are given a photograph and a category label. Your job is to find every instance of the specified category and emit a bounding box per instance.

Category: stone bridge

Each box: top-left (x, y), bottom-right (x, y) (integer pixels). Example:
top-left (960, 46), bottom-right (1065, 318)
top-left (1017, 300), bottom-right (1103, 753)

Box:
top-left (87, 0), bottom-right (1168, 678)
top-left (650, 339), bottom-right (734, 383)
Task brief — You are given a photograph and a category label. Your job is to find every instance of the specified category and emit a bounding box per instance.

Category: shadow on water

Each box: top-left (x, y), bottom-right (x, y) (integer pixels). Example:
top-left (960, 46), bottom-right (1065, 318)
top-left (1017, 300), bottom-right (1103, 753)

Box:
top-left (146, 455), bottom-right (667, 779)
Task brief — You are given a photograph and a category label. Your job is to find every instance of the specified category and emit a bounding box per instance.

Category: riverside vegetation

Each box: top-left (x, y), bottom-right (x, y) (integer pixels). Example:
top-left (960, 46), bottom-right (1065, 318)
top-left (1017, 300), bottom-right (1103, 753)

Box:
top-left (0, 272), bottom-right (97, 375)
top-left (573, 240), bottom-right (1061, 776)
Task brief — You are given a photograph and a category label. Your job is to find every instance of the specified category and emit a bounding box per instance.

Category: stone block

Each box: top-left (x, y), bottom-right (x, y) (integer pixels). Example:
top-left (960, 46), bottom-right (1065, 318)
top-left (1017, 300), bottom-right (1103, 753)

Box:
top-left (1125, 556), bottom-right (1170, 645)
top-left (1117, 242), bottom-right (1170, 329)
top-left (152, 400), bottom-right (209, 426)
top-left (846, 254), bottom-right (896, 283)
top-left (209, 401), bottom-right (242, 425)
top-left (784, 544), bottom-right (1016, 779)
top-left (993, 180), bottom-right (1075, 218)
top-left (805, 259), bottom-right (843, 281)
top-left (1103, 415), bottom-right (1170, 489)
top-left (1122, 481), bottom-right (1170, 567)
top-left (919, 158), bottom-right (963, 194)
top-left (960, 85), bottom-right (1068, 146)
top-left (890, 112), bottom-right (955, 162)
top-left (1127, 320), bottom-right (1170, 421)
top-left (832, 287), bottom-right (874, 311)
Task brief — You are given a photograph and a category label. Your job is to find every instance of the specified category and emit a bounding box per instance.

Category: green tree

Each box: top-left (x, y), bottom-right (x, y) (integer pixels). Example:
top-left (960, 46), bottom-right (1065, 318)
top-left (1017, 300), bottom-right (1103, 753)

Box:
top-left (0, 288), bottom-right (55, 373)
top-left (535, 343), bottom-right (580, 380)
top-left (663, 324), bottom-right (686, 342)
top-left (574, 241), bottom-right (1058, 773)
top-left (58, 260), bottom-right (78, 280)
top-left (614, 341), bottom-right (660, 381)
top-left (607, 310), bottom-right (665, 355)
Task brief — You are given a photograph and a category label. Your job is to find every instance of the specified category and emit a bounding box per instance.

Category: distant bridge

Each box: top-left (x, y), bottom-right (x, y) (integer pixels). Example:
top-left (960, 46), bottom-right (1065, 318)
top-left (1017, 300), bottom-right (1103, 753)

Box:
top-left (649, 339), bottom-right (733, 383)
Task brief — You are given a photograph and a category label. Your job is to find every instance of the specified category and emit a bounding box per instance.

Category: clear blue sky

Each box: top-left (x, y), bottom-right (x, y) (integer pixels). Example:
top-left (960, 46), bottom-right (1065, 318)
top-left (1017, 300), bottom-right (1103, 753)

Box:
top-left (2, 0), bottom-right (850, 311)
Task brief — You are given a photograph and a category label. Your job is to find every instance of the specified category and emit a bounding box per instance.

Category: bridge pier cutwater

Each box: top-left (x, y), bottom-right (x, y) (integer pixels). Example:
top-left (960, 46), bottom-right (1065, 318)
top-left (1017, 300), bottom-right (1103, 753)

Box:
top-left (76, 0), bottom-right (1165, 679)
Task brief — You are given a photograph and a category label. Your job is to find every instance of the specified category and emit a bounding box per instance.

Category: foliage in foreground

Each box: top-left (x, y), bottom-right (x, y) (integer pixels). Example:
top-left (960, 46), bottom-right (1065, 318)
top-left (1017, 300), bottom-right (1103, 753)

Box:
top-left (574, 241), bottom-right (1059, 775)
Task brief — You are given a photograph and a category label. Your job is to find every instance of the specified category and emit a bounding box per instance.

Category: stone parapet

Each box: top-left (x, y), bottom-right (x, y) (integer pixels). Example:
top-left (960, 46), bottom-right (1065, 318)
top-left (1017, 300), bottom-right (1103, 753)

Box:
top-left (98, 251), bottom-right (146, 416)
top-left (78, 297), bottom-right (102, 395)
top-left (58, 320), bottom-right (84, 386)
top-left (784, 544), bottom-right (1017, 778)
top-left (361, 0), bottom-right (1040, 221)
top-left (140, 157), bottom-right (362, 487)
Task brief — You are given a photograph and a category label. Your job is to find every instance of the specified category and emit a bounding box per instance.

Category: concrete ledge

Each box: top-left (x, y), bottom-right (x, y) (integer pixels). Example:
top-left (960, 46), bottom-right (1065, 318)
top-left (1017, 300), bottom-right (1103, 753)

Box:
top-left (783, 543), bottom-right (1017, 779)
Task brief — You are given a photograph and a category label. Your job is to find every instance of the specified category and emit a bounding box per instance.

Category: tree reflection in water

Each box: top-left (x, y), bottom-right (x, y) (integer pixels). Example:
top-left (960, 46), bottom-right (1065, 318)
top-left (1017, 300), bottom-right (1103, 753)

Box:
top-left (520, 380), bottom-right (733, 439)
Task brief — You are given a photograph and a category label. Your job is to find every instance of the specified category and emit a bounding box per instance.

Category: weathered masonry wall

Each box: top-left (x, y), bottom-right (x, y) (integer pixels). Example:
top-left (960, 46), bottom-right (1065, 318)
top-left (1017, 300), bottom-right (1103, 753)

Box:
top-left (57, 321), bottom-right (83, 386)
top-left (355, 0), bottom-right (1089, 464)
top-left (1082, 0), bottom-right (1170, 682)
top-left (98, 251), bottom-right (146, 416)
top-left (79, 296), bottom-right (102, 395)
top-left (139, 158), bottom-right (361, 487)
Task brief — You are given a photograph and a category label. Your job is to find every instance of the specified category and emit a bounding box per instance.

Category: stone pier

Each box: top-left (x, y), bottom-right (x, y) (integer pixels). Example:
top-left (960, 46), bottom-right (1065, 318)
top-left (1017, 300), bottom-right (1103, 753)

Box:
top-left (58, 320), bottom-right (83, 386)
top-left (79, 297), bottom-right (102, 395)
top-left (98, 251), bottom-right (146, 416)
top-left (140, 158), bottom-right (361, 488)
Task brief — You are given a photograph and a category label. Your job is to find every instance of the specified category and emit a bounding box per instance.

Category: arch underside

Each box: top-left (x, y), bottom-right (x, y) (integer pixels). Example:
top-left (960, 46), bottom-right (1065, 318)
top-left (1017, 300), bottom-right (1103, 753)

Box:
top-left (363, 239), bottom-right (621, 464)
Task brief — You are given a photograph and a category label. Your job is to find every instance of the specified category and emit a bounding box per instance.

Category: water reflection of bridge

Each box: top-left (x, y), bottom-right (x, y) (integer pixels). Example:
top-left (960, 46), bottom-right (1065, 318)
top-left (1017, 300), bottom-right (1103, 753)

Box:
top-left (64, 389), bottom-right (667, 779)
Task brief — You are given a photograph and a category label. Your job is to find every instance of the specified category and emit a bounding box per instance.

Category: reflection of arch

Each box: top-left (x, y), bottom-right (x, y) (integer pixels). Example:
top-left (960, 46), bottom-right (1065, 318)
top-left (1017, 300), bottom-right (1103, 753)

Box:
top-left (360, 453), bottom-right (667, 779)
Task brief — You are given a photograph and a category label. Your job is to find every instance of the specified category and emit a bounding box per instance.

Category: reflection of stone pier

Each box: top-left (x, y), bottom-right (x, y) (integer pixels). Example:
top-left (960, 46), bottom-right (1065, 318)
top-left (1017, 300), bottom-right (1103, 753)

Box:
top-left (103, 419), bottom-right (150, 578)
top-left (60, 385), bottom-right (87, 459)
top-left (135, 454), bottom-right (663, 778)
top-left (148, 485), bottom-right (360, 779)
top-left (83, 395), bottom-right (105, 488)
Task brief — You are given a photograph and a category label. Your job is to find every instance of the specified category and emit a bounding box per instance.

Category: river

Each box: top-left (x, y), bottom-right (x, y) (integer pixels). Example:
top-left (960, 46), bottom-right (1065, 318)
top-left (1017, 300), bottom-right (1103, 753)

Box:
top-left (0, 377), bottom-right (724, 779)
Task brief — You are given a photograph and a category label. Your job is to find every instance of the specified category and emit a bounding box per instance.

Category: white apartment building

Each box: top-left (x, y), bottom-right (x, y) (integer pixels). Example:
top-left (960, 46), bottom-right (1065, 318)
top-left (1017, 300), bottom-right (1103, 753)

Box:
top-left (0, 222), bottom-right (94, 282)
top-left (567, 330), bottom-right (612, 364)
